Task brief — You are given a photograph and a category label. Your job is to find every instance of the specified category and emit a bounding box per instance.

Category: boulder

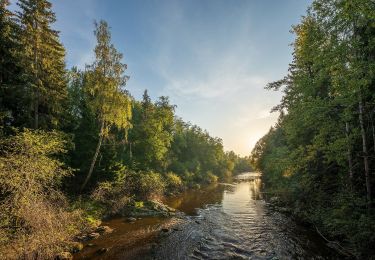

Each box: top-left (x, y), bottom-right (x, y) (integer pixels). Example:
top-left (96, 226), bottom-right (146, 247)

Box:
top-left (147, 200), bottom-right (175, 213)
top-left (75, 235), bottom-right (89, 241)
top-left (70, 242), bottom-right (84, 253)
top-left (96, 225), bottom-right (113, 234)
top-left (125, 217), bottom-right (137, 222)
top-left (88, 232), bottom-right (100, 239)
top-left (121, 200), bottom-right (177, 217)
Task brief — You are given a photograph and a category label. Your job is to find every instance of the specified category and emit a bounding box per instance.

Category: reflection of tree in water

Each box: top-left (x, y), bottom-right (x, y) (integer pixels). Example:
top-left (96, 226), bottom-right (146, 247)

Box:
top-left (165, 175), bottom-right (264, 215)
top-left (249, 178), bottom-right (262, 200)
top-left (165, 184), bottom-right (225, 215)
top-left (223, 184), bottom-right (236, 193)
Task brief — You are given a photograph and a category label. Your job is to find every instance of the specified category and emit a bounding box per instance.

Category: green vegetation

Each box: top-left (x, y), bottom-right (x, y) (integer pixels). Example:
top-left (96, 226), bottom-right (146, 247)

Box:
top-left (0, 129), bottom-right (84, 259)
top-left (251, 0), bottom-right (375, 258)
top-left (0, 0), bottom-right (251, 258)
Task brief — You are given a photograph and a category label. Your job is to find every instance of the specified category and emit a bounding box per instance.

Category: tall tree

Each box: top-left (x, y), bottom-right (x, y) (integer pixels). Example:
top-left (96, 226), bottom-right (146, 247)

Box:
top-left (0, 0), bottom-right (26, 127)
top-left (17, 0), bottom-right (66, 129)
top-left (80, 20), bottom-right (132, 191)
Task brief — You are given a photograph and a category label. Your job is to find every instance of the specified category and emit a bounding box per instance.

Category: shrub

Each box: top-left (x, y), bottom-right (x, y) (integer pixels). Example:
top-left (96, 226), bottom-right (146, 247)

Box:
top-left (91, 181), bottom-right (131, 215)
top-left (206, 171), bottom-right (219, 183)
top-left (164, 172), bottom-right (183, 193)
top-left (128, 171), bottom-right (165, 200)
top-left (91, 165), bottom-right (132, 214)
top-left (71, 198), bottom-right (104, 227)
top-left (0, 129), bottom-right (83, 259)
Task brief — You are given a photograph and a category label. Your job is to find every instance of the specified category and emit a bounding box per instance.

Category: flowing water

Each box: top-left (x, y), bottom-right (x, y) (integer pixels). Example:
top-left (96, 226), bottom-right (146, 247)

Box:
top-left (74, 172), bottom-right (340, 259)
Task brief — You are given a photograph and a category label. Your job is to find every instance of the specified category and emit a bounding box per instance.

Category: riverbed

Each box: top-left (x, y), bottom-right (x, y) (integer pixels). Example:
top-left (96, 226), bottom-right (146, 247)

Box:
top-left (74, 172), bottom-right (340, 259)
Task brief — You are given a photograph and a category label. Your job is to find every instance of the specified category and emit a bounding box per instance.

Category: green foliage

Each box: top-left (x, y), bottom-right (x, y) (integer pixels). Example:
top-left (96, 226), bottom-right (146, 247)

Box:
top-left (227, 151), bottom-right (253, 175)
top-left (205, 171), bottom-right (219, 184)
top-left (90, 165), bottom-right (132, 214)
top-left (0, 129), bottom-right (83, 259)
top-left (17, 0), bottom-right (67, 129)
top-left (252, 0), bottom-right (375, 257)
top-left (134, 171), bottom-right (165, 200)
top-left (70, 198), bottom-right (103, 228)
top-left (134, 201), bottom-right (144, 208)
top-left (164, 172), bottom-right (183, 193)
top-left (168, 120), bottom-right (232, 183)
top-left (0, 129), bottom-right (71, 194)
top-left (80, 20), bottom-right (132, 190)
top-left (85, 20), bottom-right (132, 136)
top-left (127, 91), bottom-right (175, 171)
top-left (0, 0), bottom-right (28, 129)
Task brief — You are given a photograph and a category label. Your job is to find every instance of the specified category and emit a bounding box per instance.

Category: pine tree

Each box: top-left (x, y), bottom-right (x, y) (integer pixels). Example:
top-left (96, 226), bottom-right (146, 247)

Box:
top-left (17, 0), bottom-right (66, 129)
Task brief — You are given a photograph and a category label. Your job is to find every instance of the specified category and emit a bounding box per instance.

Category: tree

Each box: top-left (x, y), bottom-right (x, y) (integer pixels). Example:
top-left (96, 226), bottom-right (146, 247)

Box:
top-left (127, 91), bottom-right (175, 171)
top-left (17, 0), bottom-right (67, 129)
top-left (0, 0), bottom-right (27, 128)
top-left (80, 20), bottom-right (132, 191)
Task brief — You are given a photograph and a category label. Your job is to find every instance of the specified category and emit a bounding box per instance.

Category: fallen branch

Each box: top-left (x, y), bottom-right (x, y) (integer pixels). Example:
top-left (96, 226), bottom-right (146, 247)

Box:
top-left (314, 225), bottom-right (357, 259)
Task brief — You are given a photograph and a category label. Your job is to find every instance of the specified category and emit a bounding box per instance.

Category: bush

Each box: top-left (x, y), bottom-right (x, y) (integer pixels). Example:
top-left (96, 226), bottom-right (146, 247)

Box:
top-left (91, 165), bottom-right (132, 214)
top-left (71, 198), bottom-right (104, 227)
top-left (206, 171), bottom-right (219, 184)
top-left (0, 129), bottom-right (83, 259)
top-left (128, 171), bottom-right (165, 200)
top-left (164, 172), bottom-right (183, 193)
top-left (91, 181), bottom-right (131, 214)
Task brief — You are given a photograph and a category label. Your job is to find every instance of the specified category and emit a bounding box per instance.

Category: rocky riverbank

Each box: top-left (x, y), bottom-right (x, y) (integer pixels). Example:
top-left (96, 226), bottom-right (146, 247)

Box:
top-left (71, 200), bottom-right (183, 259)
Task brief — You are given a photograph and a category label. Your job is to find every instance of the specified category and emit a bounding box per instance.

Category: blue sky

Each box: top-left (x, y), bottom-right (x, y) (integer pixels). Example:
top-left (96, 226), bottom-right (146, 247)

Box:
top-left (16, 0), bottom-right (312, 155)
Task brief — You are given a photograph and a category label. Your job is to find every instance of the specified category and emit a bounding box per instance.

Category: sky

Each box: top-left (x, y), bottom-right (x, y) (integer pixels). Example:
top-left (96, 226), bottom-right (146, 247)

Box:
top-left (14, 0), bottom-right (312, 156)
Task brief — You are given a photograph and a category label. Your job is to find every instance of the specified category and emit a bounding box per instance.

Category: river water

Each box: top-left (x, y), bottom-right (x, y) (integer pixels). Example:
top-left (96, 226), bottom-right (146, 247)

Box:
top-left (74, 172), bottom-right (340, 259)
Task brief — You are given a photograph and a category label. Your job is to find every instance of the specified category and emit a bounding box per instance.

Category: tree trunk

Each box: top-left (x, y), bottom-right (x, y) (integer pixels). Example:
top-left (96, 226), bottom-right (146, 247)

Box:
top-left (358, 97), bottom-right (371, 203)
top-left (33, 17), bottom-right (39, 129)
top-left (129, 141), bottom-right (132, 159)
top-left (371, 112), bottom-right (375, 153)
top-left (345, 122), bottom-right (354, 181)
top-left (80, 120), bottom-right (105, 191)
top-left (34, 90), bottom-right (39, 129)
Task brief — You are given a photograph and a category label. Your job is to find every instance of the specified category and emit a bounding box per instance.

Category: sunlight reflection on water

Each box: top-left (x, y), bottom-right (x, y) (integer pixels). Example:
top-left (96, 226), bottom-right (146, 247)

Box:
top-left (75, 172), bottom-right (339, 260)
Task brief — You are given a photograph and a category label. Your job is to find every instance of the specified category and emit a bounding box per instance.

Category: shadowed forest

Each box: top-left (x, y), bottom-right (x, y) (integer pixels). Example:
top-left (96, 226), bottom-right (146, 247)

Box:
top-left (1, 0), bottom-right (375, 259)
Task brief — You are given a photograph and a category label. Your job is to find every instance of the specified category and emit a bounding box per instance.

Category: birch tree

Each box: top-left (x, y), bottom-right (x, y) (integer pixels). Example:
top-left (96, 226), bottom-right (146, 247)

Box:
top-left (80, 20), bottom-right (132, 191)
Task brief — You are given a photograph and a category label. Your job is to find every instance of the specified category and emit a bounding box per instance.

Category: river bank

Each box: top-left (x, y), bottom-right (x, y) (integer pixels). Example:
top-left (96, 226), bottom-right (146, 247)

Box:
top-left (73, 173), bottom-right (342, 259)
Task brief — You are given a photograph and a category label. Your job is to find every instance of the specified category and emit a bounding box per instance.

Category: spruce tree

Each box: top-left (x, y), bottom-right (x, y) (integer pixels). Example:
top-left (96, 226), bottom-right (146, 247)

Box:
top-left (17, 0), bottom-right (66, 129)
top-left (0, 0), bottom-right (27, 127)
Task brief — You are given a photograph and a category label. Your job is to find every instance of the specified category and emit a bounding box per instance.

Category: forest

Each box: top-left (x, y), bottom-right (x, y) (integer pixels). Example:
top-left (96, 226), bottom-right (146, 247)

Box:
top-left (251, 0), bottom-right (375, 258)
top-left (0, 0), bottom-right (252, 258)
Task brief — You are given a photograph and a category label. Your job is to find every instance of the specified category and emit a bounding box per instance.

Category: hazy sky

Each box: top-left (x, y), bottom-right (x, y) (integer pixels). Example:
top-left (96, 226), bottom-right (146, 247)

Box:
top-left (23, 0), bottom-right (312, 155)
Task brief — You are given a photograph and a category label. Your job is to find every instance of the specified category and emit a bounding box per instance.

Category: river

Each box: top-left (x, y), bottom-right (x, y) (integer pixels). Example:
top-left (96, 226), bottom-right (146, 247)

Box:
top-left (74, 172), bottom-right (340, 259)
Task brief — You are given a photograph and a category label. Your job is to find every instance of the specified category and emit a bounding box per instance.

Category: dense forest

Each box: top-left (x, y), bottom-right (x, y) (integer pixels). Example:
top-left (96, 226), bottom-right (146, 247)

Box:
top-left (0, 0), bottom-right (252, 258)
top-left (251, 0), bottom-right (375, 258)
